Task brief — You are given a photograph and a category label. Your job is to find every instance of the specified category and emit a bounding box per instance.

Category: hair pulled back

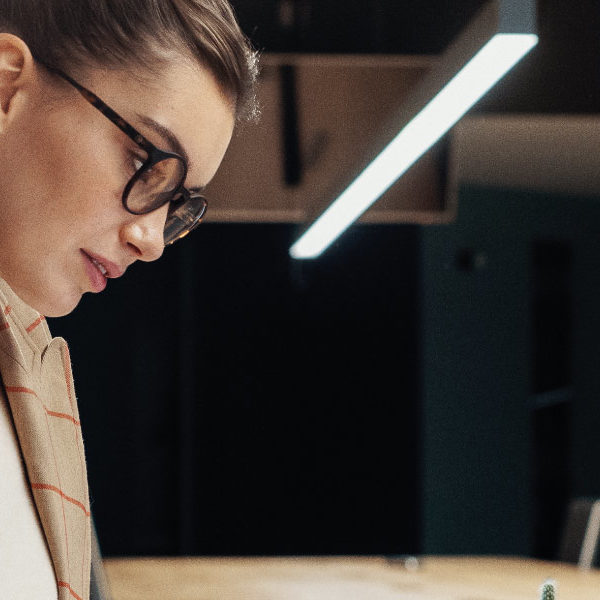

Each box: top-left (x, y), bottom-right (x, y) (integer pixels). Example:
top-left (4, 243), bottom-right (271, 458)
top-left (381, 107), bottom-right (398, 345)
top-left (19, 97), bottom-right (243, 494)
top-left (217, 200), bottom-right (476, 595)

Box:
top-left (0, 0), bottom-right (259, 121)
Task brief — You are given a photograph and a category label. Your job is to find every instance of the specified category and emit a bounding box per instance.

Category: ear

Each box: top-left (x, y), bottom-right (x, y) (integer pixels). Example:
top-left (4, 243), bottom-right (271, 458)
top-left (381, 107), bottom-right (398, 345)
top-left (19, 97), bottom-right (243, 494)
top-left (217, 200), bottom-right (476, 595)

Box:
top-left (0, 33), bottom-right (34, 131)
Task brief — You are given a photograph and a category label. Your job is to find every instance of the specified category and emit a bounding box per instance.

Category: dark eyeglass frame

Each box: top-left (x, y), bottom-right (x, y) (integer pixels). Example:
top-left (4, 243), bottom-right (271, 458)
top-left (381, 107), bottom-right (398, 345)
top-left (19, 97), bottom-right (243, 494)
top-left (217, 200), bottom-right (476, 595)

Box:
top-left (35, 59), bottom-right (208, 245)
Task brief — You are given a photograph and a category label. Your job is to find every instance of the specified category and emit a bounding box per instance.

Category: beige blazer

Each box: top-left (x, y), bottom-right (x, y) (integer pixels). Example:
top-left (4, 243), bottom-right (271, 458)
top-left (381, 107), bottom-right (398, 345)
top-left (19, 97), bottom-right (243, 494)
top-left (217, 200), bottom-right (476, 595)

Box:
top-left (0, 278), bottom-right (91, 600)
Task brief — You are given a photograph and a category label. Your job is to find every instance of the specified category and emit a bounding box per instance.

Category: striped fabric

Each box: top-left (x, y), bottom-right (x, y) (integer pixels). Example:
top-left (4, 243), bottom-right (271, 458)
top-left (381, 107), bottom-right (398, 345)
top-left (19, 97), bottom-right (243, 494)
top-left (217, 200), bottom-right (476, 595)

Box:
top-left (0, 278), bottom-right (91, 600)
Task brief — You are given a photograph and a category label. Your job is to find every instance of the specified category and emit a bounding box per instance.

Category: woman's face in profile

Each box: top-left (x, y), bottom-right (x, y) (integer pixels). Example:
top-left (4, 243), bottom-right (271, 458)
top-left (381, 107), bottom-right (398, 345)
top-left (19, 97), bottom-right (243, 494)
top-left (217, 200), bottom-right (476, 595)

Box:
top-left (0, 40), bottom-right (235, 317)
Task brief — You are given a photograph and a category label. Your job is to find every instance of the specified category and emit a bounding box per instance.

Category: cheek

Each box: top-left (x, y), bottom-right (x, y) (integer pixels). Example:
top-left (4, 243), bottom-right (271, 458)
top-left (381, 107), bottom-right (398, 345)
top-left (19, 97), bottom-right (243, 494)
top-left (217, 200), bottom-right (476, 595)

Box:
top-left (34, 113), bottom-right (128, 225)
top-left (52, 121), bottom-right (120, 191)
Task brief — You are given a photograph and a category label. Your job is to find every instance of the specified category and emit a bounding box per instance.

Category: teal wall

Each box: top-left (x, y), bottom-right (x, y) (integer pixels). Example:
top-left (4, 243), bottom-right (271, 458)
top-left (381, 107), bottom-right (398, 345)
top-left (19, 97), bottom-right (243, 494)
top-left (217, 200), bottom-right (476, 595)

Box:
top-left (420, 185), bottom-right (600, 555)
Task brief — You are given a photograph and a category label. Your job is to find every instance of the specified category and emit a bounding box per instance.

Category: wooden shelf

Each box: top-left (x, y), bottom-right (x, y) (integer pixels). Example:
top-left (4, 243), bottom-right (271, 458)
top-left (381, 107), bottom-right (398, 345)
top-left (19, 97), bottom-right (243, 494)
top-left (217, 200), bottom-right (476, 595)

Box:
top-left (207, 53), bottom-right (453, 225)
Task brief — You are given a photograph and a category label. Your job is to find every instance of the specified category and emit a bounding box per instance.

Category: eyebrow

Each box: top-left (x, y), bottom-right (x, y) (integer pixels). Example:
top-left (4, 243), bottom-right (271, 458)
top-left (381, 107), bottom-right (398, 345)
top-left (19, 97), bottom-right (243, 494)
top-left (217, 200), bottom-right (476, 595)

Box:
top-left (134, 113), bottom-right (206, 194)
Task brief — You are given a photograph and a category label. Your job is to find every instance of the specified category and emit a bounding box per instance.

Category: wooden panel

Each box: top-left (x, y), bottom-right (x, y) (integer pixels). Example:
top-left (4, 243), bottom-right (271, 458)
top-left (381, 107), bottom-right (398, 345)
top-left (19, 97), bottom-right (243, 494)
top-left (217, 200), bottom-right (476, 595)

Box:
top-left (207, 54), bottom-right (450, 224)
top-left (449, 115), bottom-right (600, 198)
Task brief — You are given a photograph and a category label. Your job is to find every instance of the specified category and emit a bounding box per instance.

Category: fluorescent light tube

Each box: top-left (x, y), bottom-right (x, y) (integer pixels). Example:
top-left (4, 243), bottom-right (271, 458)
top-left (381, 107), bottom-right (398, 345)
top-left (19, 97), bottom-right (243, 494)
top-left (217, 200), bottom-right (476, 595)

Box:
top-left (290, 33), bottom-right (538, 259)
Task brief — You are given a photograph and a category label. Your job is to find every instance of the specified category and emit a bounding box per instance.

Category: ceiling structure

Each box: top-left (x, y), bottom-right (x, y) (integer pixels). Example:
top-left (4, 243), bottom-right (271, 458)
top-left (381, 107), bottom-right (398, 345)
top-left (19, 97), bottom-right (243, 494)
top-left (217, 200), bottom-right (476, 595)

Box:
top-left (208, 53), bottom-right (450, 224)
top-left (232, 0), bottom-right (486, 55)
top-left (206, 1), bottom-right (600, 225)
top-left (231, 0), bottom-right (599, 113)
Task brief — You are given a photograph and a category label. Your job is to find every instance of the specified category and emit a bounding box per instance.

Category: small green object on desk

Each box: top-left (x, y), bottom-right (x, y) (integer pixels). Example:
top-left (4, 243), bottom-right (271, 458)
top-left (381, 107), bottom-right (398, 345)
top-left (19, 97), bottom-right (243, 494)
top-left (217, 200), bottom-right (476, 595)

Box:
top-left (540, 579), bottom-right (557, 600)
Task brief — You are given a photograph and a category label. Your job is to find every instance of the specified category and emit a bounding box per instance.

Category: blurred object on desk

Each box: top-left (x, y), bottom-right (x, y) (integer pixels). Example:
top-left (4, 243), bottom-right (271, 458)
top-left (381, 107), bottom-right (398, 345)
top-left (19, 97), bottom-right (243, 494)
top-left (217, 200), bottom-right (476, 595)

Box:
top-left (104, 555), bottom-right (600, 600)
top-left (559, 497), bottom-right (600, 569)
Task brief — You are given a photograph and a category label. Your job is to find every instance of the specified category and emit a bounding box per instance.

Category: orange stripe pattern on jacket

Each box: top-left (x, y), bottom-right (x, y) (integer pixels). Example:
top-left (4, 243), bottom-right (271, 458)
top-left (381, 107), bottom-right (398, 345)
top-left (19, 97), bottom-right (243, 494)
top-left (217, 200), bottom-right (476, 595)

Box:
top-left (0, 277), bottom-right (91, 600)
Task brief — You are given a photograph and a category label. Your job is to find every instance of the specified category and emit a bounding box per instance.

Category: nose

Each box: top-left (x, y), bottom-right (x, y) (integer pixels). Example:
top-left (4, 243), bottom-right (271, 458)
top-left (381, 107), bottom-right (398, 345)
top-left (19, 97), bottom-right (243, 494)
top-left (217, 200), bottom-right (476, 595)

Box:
top-left (120, 203), bottom-right (168, 262)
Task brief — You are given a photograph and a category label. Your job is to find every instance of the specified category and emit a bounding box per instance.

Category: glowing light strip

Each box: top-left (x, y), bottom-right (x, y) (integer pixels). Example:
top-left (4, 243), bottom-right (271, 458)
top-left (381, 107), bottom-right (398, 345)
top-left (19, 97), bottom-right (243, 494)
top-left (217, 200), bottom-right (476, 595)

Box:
top-left (290, 33), bottom-right (538, 259)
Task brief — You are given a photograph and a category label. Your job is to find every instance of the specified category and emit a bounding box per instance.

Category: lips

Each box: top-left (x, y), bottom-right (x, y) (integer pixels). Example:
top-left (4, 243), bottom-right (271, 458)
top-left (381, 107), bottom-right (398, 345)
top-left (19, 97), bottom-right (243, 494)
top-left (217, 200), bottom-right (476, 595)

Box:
top-left (81, 250), bottom-right (126, 293)
top-left (83, 250), bottom-right (125, 278)
top-left (81, 251), bottom-right (108, 293)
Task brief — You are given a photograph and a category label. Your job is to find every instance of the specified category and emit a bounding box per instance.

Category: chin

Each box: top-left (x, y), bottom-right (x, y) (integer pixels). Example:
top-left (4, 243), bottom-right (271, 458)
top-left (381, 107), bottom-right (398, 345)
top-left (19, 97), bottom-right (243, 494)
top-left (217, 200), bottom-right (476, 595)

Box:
top-left (43, 304), bottom-right (80, 318)
top-left (42, 295), bottom-right (84, 318)
top-left (23, 288), bottom-right (83, 318)
top-left (2, 272), bottom-right (84, 318)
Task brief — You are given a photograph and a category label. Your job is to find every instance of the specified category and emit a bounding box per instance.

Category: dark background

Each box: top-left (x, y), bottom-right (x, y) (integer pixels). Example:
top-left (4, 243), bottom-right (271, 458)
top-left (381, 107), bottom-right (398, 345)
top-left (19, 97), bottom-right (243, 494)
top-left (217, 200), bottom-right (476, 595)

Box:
top-left (49, 0), bottom-right (600, 558)
top-left (51, 224), bottom-right (421, 556)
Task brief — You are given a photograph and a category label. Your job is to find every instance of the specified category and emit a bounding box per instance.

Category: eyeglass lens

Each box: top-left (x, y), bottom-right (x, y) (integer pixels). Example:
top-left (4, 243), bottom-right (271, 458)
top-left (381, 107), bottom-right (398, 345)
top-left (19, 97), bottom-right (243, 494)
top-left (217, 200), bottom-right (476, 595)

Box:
top-left (125, 156), bottom-right (206, 245)
top-left (126, 156), bottom-right (185, 213)
top-left (163, 195), bottom-right (207, 245)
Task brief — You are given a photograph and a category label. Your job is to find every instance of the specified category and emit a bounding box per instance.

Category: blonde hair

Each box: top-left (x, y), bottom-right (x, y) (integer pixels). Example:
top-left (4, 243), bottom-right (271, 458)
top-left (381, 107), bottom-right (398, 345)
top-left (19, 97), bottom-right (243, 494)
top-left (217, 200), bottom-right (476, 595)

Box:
top-left (0, 0), bottom-right (259, 121)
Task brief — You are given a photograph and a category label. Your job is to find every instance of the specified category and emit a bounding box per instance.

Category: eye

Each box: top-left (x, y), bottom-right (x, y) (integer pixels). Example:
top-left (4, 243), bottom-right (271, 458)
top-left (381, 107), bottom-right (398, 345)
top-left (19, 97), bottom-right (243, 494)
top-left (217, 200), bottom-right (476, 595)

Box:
top-left (127, 151), bottom-right (155, 184)
top-left (132, 155), bottom-right (144, 172)
top-left (128, 152), bottom-right (145, 175)
top-left (126, 149), bottom-right (147, 174)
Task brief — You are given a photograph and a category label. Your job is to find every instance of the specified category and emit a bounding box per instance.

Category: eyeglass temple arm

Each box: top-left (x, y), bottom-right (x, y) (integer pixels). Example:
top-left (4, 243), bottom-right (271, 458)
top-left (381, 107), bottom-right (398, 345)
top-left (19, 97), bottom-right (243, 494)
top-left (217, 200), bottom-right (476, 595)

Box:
top-left (40, 61), bottom-right (154, 153)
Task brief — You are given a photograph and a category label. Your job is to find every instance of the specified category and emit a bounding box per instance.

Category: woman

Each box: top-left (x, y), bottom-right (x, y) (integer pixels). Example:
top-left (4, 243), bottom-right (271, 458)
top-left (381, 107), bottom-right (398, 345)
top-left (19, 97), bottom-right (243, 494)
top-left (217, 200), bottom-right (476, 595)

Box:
top-left (0, 1), bottom-right (258, 598)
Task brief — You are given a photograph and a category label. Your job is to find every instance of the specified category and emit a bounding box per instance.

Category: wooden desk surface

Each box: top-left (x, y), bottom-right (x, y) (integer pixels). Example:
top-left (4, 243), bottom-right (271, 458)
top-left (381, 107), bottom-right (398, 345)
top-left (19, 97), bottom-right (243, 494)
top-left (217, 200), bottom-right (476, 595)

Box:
top-left (103, 555), bottom-right (600, 600)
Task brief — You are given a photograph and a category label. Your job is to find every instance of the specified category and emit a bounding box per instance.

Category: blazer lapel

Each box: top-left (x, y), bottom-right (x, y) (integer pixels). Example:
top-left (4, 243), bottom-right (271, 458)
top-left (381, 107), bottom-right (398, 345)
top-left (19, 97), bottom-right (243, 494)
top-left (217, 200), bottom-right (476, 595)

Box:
top-left (0, 279), bottom-right (91, 600)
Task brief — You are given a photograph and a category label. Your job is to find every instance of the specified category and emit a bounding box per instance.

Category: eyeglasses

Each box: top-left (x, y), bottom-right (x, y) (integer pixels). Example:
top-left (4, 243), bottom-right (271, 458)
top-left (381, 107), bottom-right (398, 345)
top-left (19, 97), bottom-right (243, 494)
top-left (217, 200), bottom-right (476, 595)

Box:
top-left (36, 60), bottom-right (208, 246)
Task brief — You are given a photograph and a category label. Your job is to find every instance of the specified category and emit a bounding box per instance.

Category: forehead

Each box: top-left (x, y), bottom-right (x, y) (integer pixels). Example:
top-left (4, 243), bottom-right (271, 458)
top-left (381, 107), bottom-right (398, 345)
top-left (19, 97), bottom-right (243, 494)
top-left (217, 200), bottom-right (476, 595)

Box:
top-left (87, 60), bottom-right (235, 188)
